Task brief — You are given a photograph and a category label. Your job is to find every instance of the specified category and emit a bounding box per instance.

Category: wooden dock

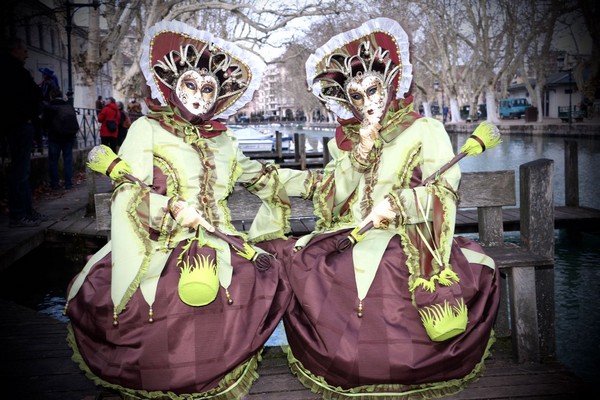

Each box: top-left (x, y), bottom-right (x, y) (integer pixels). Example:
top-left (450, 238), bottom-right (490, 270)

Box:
top-left (0, 297), bottom-right (591, 400)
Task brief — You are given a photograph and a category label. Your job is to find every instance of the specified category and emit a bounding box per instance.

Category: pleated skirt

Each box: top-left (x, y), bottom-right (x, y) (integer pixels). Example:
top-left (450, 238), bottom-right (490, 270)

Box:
top-left (66, 238), bottom-right (291, 398)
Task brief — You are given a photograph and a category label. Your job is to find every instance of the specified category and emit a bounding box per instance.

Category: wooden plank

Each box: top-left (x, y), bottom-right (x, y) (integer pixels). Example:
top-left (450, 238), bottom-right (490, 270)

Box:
top-left (459, 170), bottom-right (516, 208)
top-left (0, 298), bottom-right (592, 400)
top-left (289, 219), bottom-right (309, 235)
top-left (484, 245), bottom-right (553, 268)
top-left (0, 231), bottom-right (45, 272)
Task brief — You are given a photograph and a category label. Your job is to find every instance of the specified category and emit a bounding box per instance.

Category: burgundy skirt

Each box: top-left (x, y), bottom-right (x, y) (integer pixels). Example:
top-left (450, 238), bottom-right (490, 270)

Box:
top-left (66, 238), bottom-right (291, 397)
top-left (283, 230), bottom-right (500, 392)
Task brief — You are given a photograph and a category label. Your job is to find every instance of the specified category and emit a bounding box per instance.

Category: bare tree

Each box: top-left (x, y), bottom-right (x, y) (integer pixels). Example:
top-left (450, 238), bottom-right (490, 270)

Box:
top-left (407, 0), bottom-right (474, 123)
top-left (59, 0), bottom-right (344, 108)
top-left (275, 10), bottom-right (376, 123)
top-left (519, 1), bottom-right (575, 122)
top-left (570, 0), bottom-right (599, 108)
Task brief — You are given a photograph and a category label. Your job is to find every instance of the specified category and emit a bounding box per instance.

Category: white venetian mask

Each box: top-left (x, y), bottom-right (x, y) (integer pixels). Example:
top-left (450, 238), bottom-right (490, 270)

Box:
top-left (175, 69), bottom-right (218, 116)
top-left (345, 73), bottom-right (388, 122)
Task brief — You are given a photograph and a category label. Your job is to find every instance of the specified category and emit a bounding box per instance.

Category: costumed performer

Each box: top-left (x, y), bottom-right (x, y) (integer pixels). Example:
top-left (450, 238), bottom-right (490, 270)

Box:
top-left (282, 17), bottom-right (501, 399)
top-left (65, 20), bottom-right (316, 399)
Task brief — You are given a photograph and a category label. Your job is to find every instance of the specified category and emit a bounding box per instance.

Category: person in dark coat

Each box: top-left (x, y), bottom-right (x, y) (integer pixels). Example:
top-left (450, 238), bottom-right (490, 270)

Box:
top-left (126, 98), bottom-right (143, 123)
top-left (116, 101), bottom-right (131, 149)
top-left (36, 67), bottom-right (60, 154)
top-left (42, 88), bottom-right (79, 190)
top-left (97, 96), bottom-right (120, 153)
top-left (39, 67), bottom-right (60, 102)
top-left (95, 95), bottom-right (104, 115)
top-left (0, 36), bottom-right (46, 227)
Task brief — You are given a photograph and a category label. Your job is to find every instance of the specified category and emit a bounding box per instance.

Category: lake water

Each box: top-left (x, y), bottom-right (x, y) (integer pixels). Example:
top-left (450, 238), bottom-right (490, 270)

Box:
top-left (1, 128), bottom-right (598, 383)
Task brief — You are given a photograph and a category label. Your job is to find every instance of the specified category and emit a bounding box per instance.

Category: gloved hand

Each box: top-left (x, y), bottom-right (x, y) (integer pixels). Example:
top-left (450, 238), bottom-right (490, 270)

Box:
top-left (362, 198), bottom-right (396, 229)
top-left (356, 115), bottom-right (381, 160)
top-left (107, 157), bottom-right (132, 181)
top-left (173, 201), bottom-right (214, 232)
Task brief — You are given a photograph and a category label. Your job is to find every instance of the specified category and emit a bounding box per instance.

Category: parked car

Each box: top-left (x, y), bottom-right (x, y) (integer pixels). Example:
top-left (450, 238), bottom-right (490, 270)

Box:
top-left (499, 98), bottom-right (530, 119)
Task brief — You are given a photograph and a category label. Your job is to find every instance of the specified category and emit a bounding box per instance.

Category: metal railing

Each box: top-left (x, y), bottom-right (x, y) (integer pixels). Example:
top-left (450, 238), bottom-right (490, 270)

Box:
top-left (74, 108), bottom-right (145, 150)
top-left (74, 107), bottom-right (101, 149)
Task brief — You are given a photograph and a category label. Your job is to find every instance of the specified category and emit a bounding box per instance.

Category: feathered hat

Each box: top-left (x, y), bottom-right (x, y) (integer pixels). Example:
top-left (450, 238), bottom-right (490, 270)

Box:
top-left (306, 17), bottom-right (413, 120)
top-left (140, 20), bottom-right (266, 120)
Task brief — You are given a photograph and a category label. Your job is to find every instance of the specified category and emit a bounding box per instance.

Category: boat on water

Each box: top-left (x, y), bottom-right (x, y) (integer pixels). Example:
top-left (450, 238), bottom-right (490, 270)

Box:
top-left (232, 127), bottom-right (292, 153)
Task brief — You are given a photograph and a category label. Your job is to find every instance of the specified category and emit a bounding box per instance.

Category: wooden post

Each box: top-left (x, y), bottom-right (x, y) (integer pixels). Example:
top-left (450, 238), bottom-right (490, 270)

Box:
top-left (520, 159), bottom-right (555, 265)
top-left (507, 266), bottom-right (539, 362)
top-left (294, 133), bottom-right (301, 163)
top-left (494, 275), bottom-right (511, 338)
top-left (298, 133), bottom-right (307, 170)
top-left (86, 167), bottom-right (96, 216)
top-left (94, 192), bottom-right (112, 241)
top-left (322, 137), bottom-right (331, 166)
top-left (477, 207), bottom-right (504, 246)
top-left (519, 158), bottom-right (555, 362)
top-left (450, 133), bottom-right (458, 154)
top-left (275, 131), bottom-right (283, 162)
top-left (564, 140), bottom-right (579, 207)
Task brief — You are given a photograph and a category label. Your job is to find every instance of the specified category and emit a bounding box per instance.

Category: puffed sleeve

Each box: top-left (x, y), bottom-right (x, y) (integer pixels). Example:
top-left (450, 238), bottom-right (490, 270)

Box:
top-left (114, 117), bottom-right (178, 237)
top-left (233, 142), bottom-right (316, 242)
top-left (386, 118), bottom-right (460, 267)
top-left (313, 138), bottom-right (365, 230)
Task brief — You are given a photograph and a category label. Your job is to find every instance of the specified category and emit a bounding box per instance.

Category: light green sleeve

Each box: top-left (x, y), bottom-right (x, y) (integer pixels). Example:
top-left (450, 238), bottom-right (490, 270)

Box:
top-left (310, 139), bottom-right (366, 230)
top-left (387, 118), bottom-right (460, 225)
top-left (234, 148), bottom-right (293, 242)
top-left (386, 118), bottom-right (459, 265)
top-left (116, 118), bottom-right (177, 234)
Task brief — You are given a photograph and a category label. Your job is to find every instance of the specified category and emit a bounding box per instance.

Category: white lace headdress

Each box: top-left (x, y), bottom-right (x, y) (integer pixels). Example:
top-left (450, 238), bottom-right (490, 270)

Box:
top-left (140, 20), bottom-right (266, 120)
top-left (306, 17), bottom-right (413, 120)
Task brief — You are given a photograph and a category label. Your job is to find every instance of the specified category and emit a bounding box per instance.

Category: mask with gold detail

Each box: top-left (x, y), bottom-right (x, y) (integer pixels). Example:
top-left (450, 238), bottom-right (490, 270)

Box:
top-left (141, 20), bottom-right (265, 122)
top-left (306, 17), bottom-right (413, 122)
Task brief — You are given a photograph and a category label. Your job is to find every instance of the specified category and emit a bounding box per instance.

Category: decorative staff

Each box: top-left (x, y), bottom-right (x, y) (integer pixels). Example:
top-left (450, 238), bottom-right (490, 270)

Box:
top-left (87, 145), bottom-right (274, 271)
top-left (336, 121), bottom-right (502, 252)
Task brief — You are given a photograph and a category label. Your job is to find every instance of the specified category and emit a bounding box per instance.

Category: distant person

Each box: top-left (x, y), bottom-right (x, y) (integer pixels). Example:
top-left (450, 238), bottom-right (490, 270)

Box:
top-left (126, 98), bottom-right (142, 123)
top-left (38, 67), bottom-right (60, 102)
top-left (95, 95), bottom-right (104, 115)
top-left (37, 67), bottom-right (60, 155)
top-left (42, 88), bottom-right (79, 190)
top-left (116, 101), bottom-right (131, 148)
top-left (97, 96), bottom-right (120, 153)
top-left (443, 105), bottom-right (449, 123)
top-left (0, 36), bottom-right (46, 227)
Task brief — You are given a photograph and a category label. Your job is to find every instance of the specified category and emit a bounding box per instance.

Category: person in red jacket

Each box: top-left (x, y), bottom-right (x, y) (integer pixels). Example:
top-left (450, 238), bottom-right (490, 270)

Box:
top-left (97, 96), bottom-right (120, 152)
